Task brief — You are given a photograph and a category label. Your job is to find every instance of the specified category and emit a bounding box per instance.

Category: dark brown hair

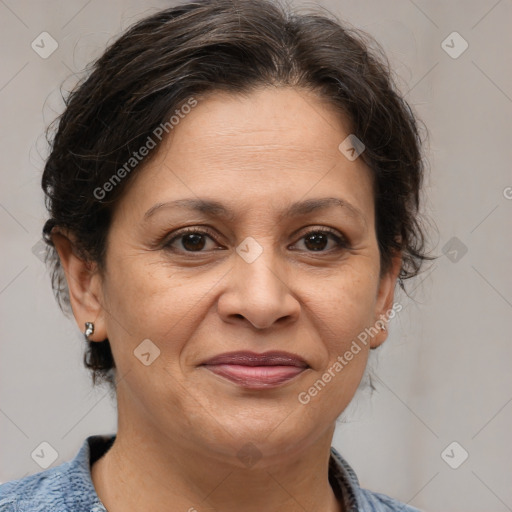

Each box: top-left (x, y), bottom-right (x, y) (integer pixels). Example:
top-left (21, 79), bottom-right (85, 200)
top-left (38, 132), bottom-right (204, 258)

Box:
top-left (42, 0), bottom-right (433, 389)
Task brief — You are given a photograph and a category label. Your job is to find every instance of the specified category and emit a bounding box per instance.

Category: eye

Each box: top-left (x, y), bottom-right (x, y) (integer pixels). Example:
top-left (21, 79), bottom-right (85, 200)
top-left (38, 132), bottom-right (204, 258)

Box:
top-left (163, 227), bottom-right (222, 253)
top-left (292, 228), bottom-right (349, 252)
top-left (163, 226), bottom-right (349, 254)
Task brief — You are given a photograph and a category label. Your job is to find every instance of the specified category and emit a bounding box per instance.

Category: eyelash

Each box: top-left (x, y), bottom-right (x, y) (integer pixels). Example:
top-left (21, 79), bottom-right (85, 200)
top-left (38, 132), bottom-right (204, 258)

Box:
top-left (163, 226), bottom-right (349, 254)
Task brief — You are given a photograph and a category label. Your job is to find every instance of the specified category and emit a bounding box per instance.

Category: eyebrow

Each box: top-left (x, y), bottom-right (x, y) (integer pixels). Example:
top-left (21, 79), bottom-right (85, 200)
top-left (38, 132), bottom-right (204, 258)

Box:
top-left (143, 197), bottom-right (366, 224)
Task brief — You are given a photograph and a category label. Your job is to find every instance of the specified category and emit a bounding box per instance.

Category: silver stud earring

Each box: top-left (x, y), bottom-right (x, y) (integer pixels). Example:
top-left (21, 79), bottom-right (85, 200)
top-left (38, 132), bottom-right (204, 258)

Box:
top-left (84, 322), bottom-right (95, 339)
top-left (380, 324), bottom-right (387, 332)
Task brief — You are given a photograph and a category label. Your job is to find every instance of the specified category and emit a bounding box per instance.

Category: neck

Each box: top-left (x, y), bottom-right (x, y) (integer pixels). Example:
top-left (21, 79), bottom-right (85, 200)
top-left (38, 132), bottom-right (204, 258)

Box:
top-left (91, 422), bottom-right (344, 512)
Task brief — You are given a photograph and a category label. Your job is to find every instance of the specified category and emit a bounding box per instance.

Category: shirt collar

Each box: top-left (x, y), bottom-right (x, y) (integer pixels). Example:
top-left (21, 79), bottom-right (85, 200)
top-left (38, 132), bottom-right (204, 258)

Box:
top-left (57, 434), bottom-right (113, 512)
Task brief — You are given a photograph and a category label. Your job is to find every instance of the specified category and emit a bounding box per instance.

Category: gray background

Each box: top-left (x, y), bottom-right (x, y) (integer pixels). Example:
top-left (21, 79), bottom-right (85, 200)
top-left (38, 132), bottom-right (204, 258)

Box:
top-left (1, 1), bottom-right (511, 510)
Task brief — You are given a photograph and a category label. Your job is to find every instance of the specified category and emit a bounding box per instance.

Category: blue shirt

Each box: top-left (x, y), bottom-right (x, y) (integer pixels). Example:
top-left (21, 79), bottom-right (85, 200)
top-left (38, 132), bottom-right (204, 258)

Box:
top-left (0, 434), bottom-right (422, 511)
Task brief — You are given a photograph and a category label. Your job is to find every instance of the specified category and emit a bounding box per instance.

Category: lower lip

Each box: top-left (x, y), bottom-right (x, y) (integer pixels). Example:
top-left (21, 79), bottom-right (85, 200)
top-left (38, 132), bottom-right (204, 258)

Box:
top-left (202, 364), bottom-right (307, 389)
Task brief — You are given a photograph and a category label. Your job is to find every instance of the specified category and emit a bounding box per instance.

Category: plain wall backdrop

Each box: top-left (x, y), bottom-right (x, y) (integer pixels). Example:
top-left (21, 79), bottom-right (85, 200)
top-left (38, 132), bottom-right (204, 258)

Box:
top-left (1, 1), bottom-right (511, 510)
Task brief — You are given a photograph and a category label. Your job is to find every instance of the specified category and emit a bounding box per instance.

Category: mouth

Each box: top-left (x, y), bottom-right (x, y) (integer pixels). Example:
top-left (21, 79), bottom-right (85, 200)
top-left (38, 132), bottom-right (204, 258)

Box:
top-left (200, 351), bottom-right (309, 389)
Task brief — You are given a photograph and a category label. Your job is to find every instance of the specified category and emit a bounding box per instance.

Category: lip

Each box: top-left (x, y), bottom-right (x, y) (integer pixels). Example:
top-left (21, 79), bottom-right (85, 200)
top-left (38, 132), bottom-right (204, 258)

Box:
top-left (201, 350), bottom-right (308, 367)
top-left (200, 351), bottom-right (309, 389)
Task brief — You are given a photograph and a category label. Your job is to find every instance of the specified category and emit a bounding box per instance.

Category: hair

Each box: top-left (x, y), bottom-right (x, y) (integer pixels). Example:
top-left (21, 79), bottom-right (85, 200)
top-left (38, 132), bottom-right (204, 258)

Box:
top-left (41, 0), bottom-right (434, 389)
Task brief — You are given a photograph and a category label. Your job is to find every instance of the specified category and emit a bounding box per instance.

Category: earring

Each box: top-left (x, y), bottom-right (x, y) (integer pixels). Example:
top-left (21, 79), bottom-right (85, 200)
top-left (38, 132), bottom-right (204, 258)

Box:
top-left (84, 322), bottom-right (95, 339)
top-left (380, 324), bottom-right (387, 332)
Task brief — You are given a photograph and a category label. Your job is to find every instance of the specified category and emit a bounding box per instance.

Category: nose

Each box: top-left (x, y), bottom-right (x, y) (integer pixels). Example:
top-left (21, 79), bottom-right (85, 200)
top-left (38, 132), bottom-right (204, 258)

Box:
top-left (217, 247), bottom-right (300, 330)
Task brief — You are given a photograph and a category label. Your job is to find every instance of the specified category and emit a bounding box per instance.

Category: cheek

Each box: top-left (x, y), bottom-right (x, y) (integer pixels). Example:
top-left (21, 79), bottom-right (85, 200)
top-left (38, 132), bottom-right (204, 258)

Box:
top-left (101, 256), bottom-right (219, 362)
top-left (312, 262), bottom-right (379, 343)
top-left (300, 264), bottom-right (378, 402)
top-left (297, 295), bottom-right (374, 423)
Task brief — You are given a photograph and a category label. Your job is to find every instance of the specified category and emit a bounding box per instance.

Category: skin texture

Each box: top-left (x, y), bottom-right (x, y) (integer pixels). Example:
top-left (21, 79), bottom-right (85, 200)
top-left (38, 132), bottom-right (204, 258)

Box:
top-left (53, 86), bottom-right (401, 512)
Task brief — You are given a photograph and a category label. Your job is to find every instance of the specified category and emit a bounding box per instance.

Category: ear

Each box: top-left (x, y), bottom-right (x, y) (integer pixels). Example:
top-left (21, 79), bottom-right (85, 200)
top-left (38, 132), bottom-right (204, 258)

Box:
top-left (370, 251), bottom-right (402, 349)
top-left (51, 228), bottom-right (108, 342)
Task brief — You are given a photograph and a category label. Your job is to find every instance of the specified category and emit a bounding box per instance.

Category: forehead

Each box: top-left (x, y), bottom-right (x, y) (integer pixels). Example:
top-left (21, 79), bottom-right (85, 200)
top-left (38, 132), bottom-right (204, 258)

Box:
top-left (115, 86), bottom-right (374, 223)
top-left (169, 87), bottom-right (352, 163)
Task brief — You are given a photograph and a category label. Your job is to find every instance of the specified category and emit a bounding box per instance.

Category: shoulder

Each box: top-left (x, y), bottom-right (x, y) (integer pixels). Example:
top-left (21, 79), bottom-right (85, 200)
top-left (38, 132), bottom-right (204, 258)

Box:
top-left (0, 434), bottom-right (114, 512)
top-left (329, 446), bottom-right (423, 512)
top-left (357, 487), bottom-right (422, 511)
top-left (0, 463), bottom-right (70, 511)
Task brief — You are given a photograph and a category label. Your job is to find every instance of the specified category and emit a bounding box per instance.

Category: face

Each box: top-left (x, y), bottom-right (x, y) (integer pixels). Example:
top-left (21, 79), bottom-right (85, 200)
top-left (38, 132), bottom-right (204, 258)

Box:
top-left (61, 86), bottom-right (400, 464)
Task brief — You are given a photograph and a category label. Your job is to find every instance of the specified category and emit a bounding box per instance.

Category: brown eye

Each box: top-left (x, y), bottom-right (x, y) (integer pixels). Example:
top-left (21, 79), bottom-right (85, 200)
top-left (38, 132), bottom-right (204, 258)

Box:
top-left (294, 229), bottom-right (348, 253)
top-left (181, 233), bottom-right (207, 251)
top-left (304, 232), bottom-right (329, 251)
top-left (164, 228), bottom-right (221, 253)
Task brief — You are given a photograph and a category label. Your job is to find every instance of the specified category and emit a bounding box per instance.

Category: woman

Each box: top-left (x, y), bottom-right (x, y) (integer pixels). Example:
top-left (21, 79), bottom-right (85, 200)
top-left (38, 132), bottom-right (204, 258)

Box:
top-left (0, 0), bottom-right (431, 510)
